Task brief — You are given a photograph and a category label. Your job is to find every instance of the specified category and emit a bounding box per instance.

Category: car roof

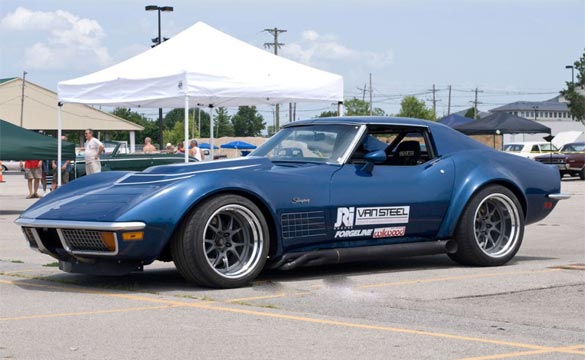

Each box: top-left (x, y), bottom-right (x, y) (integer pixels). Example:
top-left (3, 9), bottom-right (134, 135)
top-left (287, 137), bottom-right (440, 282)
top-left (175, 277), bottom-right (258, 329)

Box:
top-left (283, 116), bottom-right (432, 128)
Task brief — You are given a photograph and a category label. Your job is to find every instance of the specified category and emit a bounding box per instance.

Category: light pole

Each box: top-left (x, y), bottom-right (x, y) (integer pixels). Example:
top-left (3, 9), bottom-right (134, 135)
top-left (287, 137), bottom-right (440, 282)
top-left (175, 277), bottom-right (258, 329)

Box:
top-left (565, 65), bottom-right (575, 84)
top-left (145, 5), bottom-right (173, 150)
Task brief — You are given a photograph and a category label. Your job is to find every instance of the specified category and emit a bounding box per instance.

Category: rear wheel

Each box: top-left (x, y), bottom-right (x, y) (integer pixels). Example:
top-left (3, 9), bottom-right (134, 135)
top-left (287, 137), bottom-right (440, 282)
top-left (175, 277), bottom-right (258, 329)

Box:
top-left (172, 195), bottom-right (269, 288)
top-left (580, 168), bottom-right (585, 180)
top-left (448, 185), bottom-right (524, 266)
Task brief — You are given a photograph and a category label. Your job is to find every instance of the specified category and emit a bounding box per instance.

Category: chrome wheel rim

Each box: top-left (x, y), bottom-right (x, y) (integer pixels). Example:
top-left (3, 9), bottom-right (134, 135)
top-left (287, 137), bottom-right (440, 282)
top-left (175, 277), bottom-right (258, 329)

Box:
top-left (473, 193), bottom-right (520, 258)
top-left (203, 204), bottom-right (264, 279)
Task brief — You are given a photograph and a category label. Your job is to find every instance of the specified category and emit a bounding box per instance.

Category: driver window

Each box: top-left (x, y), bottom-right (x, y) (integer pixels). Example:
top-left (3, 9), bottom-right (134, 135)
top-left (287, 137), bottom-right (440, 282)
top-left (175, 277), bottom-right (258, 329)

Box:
top-left (349, 125), bottom-right (433, 166)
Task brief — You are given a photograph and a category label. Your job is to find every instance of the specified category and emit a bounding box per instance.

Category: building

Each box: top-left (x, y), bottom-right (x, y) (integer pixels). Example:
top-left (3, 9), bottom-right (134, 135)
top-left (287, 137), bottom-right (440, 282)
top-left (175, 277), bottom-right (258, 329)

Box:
top-left (489, 95), bottom-right (584, 144)
top-left (0, 77), bottom-right (143, 151)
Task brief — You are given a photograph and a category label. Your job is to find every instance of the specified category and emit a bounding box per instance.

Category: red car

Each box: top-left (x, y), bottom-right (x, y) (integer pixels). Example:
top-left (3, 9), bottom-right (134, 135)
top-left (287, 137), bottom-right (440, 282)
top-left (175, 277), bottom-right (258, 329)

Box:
top-left (535, 142), bottom-right (585, 180)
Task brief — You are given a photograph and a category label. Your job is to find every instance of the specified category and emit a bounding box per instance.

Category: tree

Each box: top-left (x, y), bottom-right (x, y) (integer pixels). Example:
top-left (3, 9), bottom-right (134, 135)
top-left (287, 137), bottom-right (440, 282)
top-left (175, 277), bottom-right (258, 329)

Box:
top-left (215, 107), bottom-right (234, 137)
top-left (231, 106), bottom-right (265, 136)
top-left (163, 120), bottom-right (186, 146)
top-left (344, 97), bottom-right (386, 116)
top-left (110, 108), bottom-right (158, 145)
top-left (397, 96), bottom-right (435, 120)
top-left (464, 107), bottom-right (477, 120)
top-left (561, 49), bottom-right (585, 124)
top-left (195, 108), bottom-right (211, 138)
top-left (316, 110), bottom-right (338, 118)
top-left (163, 108), bottom-right (185, 130)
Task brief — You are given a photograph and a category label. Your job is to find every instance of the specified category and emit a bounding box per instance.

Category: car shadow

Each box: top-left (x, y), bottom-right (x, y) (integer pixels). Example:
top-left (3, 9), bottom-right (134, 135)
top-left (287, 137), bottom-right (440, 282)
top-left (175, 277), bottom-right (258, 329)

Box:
top-left (8, 254), bottom-right (557, 294)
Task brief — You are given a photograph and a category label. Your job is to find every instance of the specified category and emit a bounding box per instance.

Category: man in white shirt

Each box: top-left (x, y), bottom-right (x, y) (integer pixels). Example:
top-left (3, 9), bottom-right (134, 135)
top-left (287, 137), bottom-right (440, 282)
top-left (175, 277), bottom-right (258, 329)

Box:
top-left (189, 140), bottom-right (202, 161)
top-left (82, 129), bottom-right (104, 174)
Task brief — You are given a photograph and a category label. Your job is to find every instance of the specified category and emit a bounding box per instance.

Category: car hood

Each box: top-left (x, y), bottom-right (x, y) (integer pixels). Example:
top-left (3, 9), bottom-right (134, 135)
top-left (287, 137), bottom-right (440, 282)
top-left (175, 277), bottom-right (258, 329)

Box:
top-left (19, 157), bottom-right (275, 222)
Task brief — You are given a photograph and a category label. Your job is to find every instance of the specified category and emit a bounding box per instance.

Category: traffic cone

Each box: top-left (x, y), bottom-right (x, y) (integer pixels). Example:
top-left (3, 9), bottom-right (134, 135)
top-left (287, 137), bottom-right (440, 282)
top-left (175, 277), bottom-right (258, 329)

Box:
top-left (0, 161), bottom-right (4, 183)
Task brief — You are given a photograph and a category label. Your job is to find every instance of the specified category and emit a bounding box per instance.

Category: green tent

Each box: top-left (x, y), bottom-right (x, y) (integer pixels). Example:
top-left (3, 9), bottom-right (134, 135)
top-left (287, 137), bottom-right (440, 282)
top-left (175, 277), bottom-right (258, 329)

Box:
top-left (0, 119), bottom-right (76, 160)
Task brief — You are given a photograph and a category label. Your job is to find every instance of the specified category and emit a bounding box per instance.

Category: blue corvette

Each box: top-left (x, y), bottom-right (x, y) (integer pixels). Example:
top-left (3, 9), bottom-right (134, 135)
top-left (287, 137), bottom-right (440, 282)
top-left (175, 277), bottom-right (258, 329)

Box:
top-left (16, 117), bottom-right (569, 288)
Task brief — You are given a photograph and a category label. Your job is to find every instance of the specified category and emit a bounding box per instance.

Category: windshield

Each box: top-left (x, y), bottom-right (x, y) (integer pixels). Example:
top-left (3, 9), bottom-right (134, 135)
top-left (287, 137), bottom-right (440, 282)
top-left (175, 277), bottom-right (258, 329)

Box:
top-left (251, 124), bottom-right (361, 164)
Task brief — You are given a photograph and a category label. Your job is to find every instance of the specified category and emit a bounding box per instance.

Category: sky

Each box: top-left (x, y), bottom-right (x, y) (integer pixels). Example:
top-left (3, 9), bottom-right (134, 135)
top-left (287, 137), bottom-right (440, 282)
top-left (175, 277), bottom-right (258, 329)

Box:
top-left (1, 0), bottom-right (583, 125)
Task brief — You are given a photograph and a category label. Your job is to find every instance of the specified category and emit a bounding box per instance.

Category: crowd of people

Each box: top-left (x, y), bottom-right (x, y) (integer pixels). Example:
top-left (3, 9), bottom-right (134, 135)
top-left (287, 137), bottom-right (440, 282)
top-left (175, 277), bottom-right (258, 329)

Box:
top-left (19, 129), bottom-right (206, 199)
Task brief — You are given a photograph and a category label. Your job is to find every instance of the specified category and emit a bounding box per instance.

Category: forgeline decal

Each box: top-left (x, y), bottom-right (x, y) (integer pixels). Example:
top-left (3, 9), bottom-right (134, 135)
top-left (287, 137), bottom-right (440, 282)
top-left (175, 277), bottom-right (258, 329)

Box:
top-left (334, 229), bottom-right (373, 238)
top-left (334, 206), bottom-right (410, 229)
top-left (373, 226), bottom-right (406, 238)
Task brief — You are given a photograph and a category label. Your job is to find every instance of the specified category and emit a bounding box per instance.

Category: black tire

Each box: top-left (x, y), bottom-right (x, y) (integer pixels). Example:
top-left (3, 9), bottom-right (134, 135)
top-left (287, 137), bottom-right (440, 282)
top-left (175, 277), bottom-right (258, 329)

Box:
top-left (1, 165), bottom-right (6, 172)
top-left (172, 194), bottom-right (269, 288)
top-left (580, 168), bottom-right (585, 180)
top-left (448, 185), bottom-right (524, 266)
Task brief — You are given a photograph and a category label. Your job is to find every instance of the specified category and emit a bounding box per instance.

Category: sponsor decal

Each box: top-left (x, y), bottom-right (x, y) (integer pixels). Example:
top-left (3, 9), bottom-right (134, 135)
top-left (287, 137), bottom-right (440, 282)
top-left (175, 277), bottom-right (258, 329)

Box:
top-left (334, 229), bottom-right (373, 238)
top-left (373, 226), bottom-right (406, 239)
top-left (334, 207), bottom-right (355, 228)
top-left (334, 206), bottom-right (410, 229)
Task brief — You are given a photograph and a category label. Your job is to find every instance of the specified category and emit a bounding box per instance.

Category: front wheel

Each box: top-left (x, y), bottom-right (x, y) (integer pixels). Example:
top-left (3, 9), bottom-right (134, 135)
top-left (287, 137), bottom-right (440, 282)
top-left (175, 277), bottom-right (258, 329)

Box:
top-left (448, 185), bottom-right (524, 266)
top-left (172, 195), bottom-right (269, 288)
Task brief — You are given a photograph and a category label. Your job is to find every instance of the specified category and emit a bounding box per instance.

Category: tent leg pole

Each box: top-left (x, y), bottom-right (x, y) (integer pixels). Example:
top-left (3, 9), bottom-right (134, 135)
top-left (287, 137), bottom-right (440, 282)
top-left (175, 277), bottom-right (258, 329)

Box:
top-left (184, 96), bottom-right (189, 163)
top-left (338, 101), bottom-right (344, 117)
top-left (209, 105), bottom-right (214, 160)
top-left (57, 103), bottom-right (63, 187)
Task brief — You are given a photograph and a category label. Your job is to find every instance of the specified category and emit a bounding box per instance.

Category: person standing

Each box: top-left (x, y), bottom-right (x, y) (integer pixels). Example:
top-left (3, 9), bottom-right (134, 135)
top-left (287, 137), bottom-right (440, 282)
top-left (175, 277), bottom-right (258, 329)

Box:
top-left (21, 160), bottom-right (42, 199)
top-left (51, 159), bottom-right (71, 190)
top-left (143, 137), bottom-right (156, 153)
top-left (82, 129), bottom-right (104, 175)
top-left (189, 139), bottom-right (202, 161)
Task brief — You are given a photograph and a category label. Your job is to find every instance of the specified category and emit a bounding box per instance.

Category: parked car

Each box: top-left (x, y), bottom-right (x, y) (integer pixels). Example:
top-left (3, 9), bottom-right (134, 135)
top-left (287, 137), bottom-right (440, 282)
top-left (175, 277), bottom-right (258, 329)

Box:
top-left (16, 117), bottom-right (568, 288)
top-left (72, 141), bottom-right (197, 178)
top-left (534, 142), bottom-right (585, 180)
top-left (1, 160), bottom-right (23, 172)
top-left (503, 141), bottom-right (558, 159)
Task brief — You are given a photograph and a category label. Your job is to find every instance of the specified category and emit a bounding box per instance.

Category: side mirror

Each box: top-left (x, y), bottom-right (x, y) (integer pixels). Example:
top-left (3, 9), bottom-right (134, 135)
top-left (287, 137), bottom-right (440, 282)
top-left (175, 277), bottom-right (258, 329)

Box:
top-left (360, 150), bottom-right (386, 174)
top-left (363, 150), bottom-right (386, 164)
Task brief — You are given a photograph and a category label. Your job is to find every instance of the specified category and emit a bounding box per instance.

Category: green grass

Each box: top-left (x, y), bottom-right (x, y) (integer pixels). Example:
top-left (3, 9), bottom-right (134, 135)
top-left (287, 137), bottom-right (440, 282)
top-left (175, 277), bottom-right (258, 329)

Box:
top-left (43, 262), bottom-right (59, 267)
top-left (9, 260), bottom-right (24, 264)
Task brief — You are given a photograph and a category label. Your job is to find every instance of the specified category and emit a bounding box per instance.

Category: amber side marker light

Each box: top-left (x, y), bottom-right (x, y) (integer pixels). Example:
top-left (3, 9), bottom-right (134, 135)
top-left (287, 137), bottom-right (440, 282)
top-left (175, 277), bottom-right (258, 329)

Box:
top-left (100, 232), bottom-right (117, 251)
top-left (122, 232), bottom-right (144, 241)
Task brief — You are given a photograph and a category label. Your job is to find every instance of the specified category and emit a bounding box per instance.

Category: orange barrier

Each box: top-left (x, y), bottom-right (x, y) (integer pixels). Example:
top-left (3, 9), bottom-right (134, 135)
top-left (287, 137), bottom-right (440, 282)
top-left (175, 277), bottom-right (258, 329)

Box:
top-left (0, 161), bottom-right (3, 182)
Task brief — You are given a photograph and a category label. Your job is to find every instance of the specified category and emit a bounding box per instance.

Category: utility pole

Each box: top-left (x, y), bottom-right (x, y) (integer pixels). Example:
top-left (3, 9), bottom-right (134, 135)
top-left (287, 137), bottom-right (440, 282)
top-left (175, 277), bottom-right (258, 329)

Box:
top-left (20, 71), bottom-right (27, 127)
top-left (264, 27), bottom-right (287, 131)
top-left (369, 73), bottom-right (373, 116)
top-left (432, 84), bottom-right (436, 119)
top-left (473, 87), bottom-right (483, 119)
top-left (447, 85), bottom-right (452, 116)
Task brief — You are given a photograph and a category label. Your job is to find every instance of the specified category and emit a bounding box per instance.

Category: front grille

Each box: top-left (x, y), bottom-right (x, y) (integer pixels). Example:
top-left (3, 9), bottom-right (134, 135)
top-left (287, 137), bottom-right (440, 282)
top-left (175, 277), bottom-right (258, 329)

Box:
top-left (60, 229), bottom-right (112, 252)
top-left (22, 227), bottom-right (38, 248)
top-left (281, 211), bottom-right (327, 239)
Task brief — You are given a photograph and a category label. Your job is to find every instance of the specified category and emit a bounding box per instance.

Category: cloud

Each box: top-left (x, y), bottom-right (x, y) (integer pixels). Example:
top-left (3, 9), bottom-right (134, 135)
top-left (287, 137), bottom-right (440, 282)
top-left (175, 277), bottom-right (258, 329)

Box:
top-left (281, 30), bottom-right (394, 69)
top-left (1, 7), bottom-right (111, 70)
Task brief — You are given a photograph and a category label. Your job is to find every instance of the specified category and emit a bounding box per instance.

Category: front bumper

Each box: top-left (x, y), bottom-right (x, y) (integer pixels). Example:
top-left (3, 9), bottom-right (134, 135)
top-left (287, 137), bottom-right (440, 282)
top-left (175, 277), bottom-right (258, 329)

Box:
top-left (15, 218), bottom-right (145, 258)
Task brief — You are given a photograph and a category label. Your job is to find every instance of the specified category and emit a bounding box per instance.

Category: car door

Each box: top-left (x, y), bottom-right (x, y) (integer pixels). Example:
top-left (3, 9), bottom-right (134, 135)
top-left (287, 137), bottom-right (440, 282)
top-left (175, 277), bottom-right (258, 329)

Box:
top-left (328, 126), bottom-right (455, 243)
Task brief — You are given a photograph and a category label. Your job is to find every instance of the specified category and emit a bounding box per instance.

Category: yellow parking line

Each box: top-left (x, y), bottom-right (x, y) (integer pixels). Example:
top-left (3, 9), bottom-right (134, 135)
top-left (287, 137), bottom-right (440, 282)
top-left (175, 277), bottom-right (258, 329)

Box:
top-left (0, 305), bottom-right (181, 321)
top-left (460, 344), bottom-right (585, 359)
top-left (359, 269), bottom-right (561, 289)
top-left (0, 278), bottom-right (570, 353)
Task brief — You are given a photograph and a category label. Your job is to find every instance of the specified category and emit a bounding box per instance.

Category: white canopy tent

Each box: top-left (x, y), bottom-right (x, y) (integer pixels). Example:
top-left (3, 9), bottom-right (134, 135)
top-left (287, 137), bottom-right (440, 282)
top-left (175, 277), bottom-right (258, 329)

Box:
top-left (56, 21), bottom-right (343, 185)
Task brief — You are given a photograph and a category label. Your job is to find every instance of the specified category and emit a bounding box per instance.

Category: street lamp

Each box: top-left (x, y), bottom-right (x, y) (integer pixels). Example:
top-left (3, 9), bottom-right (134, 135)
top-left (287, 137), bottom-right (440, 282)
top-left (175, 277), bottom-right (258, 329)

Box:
top-left (145, 5), bottom-right (173, 150)
top-left (565, 65), bottom-right (575, 84)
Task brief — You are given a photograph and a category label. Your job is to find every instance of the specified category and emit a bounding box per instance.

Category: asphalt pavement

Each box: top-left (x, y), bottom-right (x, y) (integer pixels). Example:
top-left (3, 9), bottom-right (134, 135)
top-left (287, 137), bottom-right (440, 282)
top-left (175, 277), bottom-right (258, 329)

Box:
top-left (1, 171), bottom-right (584, 360)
